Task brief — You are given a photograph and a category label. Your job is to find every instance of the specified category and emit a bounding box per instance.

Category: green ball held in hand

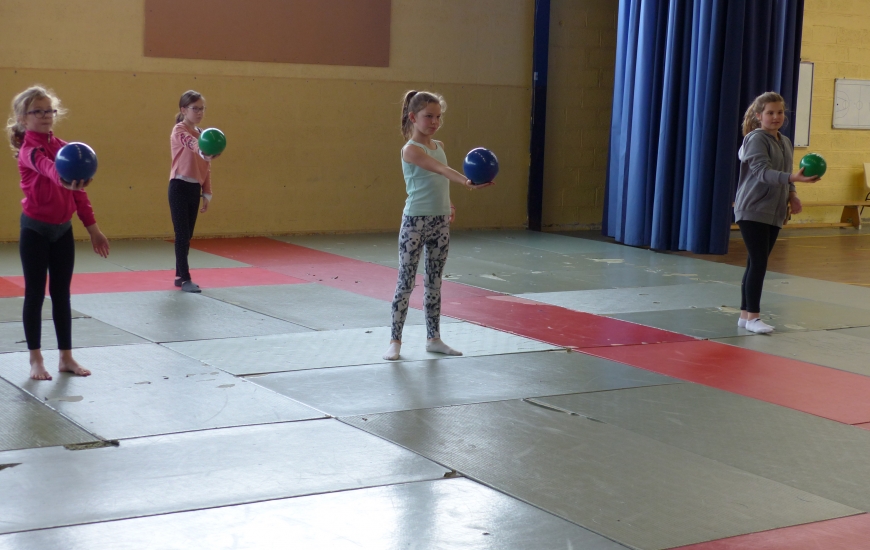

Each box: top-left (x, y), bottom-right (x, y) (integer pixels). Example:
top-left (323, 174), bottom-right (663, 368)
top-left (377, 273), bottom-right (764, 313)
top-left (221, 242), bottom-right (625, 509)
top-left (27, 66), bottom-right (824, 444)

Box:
top-left (198, 128), bottom-right (226, 156)
top-left (799, 153), bottom-right (826, 178)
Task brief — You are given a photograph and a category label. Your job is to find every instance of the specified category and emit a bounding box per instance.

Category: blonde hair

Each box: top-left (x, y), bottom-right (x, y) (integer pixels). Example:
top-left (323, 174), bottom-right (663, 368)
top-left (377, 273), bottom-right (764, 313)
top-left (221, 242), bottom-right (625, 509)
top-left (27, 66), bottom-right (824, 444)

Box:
top-left (742, 91), bottom-right (786, 136)
top-left (400, 90), bottom-right (446, 139)
top-left (176, 90), bottom-right (203, 123)
top-left (6, 85), bottom-right (67, 156)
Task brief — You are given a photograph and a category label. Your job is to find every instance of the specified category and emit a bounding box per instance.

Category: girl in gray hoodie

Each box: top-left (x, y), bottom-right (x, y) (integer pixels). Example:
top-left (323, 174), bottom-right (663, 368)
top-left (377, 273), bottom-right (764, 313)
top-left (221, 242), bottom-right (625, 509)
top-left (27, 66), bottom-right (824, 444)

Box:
top-left (734, 92), bottom-right (819, 333)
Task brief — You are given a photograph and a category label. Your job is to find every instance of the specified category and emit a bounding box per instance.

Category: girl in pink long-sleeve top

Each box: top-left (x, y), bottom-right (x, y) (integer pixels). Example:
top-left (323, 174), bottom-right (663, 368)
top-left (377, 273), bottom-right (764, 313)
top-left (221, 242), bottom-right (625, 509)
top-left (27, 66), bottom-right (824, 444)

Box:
top-left (168, 90), bottom-right (217, 293)
top-left (5, 85), bottom-right (110, 380)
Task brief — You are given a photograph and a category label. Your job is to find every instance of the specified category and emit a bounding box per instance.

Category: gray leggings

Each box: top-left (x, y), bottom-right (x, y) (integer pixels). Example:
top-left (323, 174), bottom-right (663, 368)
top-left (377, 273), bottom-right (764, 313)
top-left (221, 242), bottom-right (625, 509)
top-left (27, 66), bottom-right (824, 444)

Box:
top-left (389, 215), bottom-right (450, 341)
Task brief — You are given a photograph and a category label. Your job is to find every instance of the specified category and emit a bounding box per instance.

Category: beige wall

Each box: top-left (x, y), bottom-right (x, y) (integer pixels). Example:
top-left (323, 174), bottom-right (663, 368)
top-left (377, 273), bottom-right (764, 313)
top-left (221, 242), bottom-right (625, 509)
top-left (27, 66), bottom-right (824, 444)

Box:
top-left (0, 1), bottom-right (534, 240)
top-left (792, 0), bottom-right (870, 223)
top-left (540, 0), bottom-right (617, 230)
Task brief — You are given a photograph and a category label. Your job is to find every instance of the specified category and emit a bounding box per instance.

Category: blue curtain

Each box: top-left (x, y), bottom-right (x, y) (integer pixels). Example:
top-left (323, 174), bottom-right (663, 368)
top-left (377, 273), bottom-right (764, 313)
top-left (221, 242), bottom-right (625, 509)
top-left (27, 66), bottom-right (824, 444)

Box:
top-left (603, 0), bottom-right (805, 253)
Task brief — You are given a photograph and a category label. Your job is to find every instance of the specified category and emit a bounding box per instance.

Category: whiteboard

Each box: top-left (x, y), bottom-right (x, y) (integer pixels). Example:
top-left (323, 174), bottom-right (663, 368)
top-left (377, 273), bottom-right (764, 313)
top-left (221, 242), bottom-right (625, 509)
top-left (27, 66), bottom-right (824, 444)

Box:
top-left (794, 62), bottom-right (813, 146)
top-left (833, 78), bottom-right (870, 129)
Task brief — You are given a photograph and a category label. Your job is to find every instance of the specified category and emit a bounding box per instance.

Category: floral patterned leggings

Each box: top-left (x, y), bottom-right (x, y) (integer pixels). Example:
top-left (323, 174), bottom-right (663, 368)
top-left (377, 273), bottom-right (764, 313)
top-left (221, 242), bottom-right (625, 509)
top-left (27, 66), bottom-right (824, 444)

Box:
top-left (389, 215), bottom-right (450, 341)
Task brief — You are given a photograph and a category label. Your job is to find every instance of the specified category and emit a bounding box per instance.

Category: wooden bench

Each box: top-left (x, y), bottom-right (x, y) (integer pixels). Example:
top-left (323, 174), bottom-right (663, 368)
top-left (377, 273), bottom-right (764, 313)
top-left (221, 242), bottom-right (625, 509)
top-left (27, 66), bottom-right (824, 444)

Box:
top-left (731, 201), bottom-right (870, 230)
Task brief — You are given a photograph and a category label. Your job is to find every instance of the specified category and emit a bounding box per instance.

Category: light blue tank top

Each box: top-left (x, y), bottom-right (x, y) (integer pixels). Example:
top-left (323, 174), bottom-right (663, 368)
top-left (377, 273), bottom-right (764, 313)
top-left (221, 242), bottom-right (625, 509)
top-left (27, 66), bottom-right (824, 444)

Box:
top-left (402, 140), bottom-right (451, 217)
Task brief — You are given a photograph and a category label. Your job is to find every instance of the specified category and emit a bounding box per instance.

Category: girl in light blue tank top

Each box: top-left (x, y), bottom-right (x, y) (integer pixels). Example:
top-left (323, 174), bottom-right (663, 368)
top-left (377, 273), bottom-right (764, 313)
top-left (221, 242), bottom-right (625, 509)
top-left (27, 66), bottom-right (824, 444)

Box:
top-left (383, 91), bottom-right (496, 361)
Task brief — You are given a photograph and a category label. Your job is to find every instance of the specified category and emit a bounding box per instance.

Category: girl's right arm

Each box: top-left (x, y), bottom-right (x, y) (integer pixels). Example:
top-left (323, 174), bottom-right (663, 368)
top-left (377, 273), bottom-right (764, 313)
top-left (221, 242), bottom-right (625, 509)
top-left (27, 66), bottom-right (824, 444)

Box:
top-left (173, 125), bottom-right (201, 155)
top-left (789, 167), bottom-right (819, 184)
top-left (402, 144), bottom-right (495, 189)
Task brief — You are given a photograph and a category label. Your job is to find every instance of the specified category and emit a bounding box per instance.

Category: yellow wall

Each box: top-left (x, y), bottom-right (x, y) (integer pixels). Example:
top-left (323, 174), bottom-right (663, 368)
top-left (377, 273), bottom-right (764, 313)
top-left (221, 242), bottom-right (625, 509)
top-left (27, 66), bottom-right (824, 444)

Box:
top-left (0, 1), bottom-right (534, 240)
top-left (793, 0), bottom-right (870, 224)
top-left (541, 0), bottom-right (617, 230)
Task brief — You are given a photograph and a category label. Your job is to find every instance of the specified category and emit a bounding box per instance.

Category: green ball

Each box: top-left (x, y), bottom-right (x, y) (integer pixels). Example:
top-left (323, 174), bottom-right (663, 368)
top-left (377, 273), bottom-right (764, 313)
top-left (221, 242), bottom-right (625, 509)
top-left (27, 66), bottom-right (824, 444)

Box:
top-left (198, 128), bottom-right (226, 156)
top-left (799, 153), bottom-right (826, 178)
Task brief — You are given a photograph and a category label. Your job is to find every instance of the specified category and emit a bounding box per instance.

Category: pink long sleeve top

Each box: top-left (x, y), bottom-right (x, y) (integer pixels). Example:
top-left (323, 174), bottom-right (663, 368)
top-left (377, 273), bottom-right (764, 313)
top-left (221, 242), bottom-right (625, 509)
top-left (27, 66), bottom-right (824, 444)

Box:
top-left (18, 130), bottom-right (96, 227)
top-left (169, 123), bottom-right (212, 195)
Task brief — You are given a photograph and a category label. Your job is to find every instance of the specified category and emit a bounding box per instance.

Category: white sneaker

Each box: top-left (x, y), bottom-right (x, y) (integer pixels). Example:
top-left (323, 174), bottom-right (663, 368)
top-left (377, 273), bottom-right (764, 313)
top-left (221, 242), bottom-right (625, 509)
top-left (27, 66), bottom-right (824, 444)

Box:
top-left (745, 318), bottom-right (774, 334)
top-left (737, 318), bottom-right (747, 328)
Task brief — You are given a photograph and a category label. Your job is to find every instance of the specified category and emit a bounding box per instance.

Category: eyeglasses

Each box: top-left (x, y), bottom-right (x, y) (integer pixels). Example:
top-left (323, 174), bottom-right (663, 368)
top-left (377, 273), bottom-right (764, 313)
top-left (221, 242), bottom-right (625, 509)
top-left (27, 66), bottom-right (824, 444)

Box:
top-left (185, 106), bottom-right (206, 113)
top-left (26, 109), bottom-right (58, 119)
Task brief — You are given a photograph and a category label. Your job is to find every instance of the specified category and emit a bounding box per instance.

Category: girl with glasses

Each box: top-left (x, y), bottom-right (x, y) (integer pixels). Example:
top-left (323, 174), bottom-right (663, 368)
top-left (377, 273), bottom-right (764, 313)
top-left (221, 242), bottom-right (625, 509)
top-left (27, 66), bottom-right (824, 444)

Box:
top-left (169, 90), bottom-right (218, 293)
top-left (5, 85), bottom-right (110, 380)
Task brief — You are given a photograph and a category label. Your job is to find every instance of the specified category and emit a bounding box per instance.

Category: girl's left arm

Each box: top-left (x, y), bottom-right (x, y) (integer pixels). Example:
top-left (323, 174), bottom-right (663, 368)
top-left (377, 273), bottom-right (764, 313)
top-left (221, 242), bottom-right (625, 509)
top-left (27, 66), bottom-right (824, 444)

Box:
top-left (72, 192), bottom-right (109, 257)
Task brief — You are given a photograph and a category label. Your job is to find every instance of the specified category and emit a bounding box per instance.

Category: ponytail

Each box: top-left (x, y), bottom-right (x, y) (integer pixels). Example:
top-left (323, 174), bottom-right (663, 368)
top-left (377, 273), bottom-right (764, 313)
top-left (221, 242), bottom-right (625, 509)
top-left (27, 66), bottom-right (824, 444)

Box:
top-left (400, 90), bottom-right (446, 139)
top-left (6, 85), bottom-right (66, 157)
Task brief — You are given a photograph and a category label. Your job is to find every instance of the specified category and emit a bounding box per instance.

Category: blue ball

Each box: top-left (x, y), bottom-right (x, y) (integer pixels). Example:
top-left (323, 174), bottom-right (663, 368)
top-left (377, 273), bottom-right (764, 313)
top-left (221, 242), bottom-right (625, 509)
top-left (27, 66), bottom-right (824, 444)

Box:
top-left (55, 142), bottom-right (98, 183)
top-left (463, 147), bottom-right (499, 184)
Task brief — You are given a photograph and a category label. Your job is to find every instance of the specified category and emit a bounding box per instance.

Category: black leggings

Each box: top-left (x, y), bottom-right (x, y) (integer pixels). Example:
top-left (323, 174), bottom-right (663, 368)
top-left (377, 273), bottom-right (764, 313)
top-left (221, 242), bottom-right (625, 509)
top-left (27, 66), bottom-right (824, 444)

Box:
top-left (168, 179), bottom-right (201, 281)
top-left (20, 226), bottom-right (75, 350)
top-left (738, 220), bottom-right (780, 314)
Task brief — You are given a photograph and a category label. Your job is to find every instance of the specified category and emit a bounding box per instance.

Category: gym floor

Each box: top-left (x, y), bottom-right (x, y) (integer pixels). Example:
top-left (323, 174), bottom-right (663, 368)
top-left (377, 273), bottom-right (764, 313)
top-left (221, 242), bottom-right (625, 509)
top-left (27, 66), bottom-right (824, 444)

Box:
top-left (1, 228), bottom-right (869, 549)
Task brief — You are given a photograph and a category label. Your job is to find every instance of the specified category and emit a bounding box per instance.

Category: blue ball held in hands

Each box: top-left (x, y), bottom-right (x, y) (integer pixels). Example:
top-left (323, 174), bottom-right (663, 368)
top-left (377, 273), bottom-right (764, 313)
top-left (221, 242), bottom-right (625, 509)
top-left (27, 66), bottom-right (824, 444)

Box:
top-left (463, 147), bottom-right (499, 184)
top-left (55, 142), bottom-right (98, 183)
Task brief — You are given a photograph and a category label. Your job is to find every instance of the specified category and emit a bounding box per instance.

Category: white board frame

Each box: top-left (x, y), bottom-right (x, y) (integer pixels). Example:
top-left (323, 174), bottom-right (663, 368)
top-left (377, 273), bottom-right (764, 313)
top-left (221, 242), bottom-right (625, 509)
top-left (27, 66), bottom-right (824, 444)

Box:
top-left (833, 77), bottom-right (870, 129)
top-left (794, 61), bottom-right (813, 147)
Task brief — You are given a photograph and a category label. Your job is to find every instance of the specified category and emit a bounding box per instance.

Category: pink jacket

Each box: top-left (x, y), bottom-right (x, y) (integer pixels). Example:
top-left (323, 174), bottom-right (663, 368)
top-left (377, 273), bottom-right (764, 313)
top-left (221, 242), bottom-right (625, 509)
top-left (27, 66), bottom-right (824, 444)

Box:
top-left (18, 131), bottom-right (96, 227)
top-left (169, 123), bottom-right (212, 195)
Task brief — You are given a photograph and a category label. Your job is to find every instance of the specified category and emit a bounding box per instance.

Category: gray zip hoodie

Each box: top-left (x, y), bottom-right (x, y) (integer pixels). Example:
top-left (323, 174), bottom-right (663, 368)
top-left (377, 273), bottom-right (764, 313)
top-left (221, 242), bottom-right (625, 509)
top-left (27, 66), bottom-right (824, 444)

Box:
top-left (734, 128), bottom-right (796, 227)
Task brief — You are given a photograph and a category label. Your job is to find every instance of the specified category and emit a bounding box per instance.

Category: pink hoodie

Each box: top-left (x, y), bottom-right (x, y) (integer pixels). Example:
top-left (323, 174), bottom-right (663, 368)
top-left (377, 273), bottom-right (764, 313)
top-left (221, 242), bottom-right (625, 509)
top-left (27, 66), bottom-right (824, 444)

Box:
top-left (169, 123), bottom-right (212, 195)
top-left (18, 130), bottom-right (96, 227)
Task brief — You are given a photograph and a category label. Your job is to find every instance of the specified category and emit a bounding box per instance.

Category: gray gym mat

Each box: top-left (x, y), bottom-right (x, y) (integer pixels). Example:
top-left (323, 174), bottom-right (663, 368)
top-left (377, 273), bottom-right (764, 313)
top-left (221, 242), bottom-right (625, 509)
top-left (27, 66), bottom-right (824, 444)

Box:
top-left (519, 282), bottom-right (803, 315)
top-left (343, 400), bottom-right (857, 549)
top-left (0, 297), bottom-right (88, 323)
top-left (716, 330), bottom-right (870, 376)
top-left (165, 322), bottom-right (558, 376)
top-left (203, 283), bottom-right (452, 330)
top-left (249, 350), bottom-right (680, 416)
top-left (762, 276), bottom-right (870, 311)
top-left (834, 326), bottom-right (870, 340)
top-left (0, 242), bottom-right (120, 276)
top-left (0, 478), bottom-right (628, 550)
top-left (0, 317), bottom-right (148, 353)
top-left (764, 300), bottom-right (870, 330)
top-left (0, 344), bottom-right (323, 440)
top-left (442, 267), bottom-right (607, 294)
top-left (70, 291), bottom-right (310, 343)
top-left (0, 377), bottom-right (97, 451)
top-left (0, 419), bottom-right (447, 535)
top-left (534, 383), bottom-right (870, 512)
top-left (465, 230), bottom-right (625, 255)
top-left (614, 301), bottom-right (870, 338)
top-left (609, 307), bottom-right (770, 339)
top-left (96, 239), bottom-right (249, 271)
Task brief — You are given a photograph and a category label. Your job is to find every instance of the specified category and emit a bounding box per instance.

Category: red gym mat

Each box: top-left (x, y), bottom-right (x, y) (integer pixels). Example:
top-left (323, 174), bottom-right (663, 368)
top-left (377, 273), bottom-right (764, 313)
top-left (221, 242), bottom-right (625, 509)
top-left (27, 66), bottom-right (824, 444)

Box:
top-left (0, 277), bottom-right (24, 298)
top-left (584, 340), bottom-right (870, 425)
top-left (443, 295), bottom-right (695, 348)
top-left (190, 237), bottom-right (693, 347)
top-left (855, 423), bottom-right (870, 432)
top-left (672, 513), bottom-right (870, 549)
top-left (190, 237), bottom-right (499, 305)
top-left (188, 237), bottom-right (333, 267)
top-left (4, 267), bottom-right (305, 295)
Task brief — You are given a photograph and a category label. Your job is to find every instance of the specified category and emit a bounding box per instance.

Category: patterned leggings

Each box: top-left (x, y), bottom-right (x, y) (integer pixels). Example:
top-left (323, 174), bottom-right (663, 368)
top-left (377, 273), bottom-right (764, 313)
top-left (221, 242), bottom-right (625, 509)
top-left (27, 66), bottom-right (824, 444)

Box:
top-left (389, 215), bottom-right (450, 341)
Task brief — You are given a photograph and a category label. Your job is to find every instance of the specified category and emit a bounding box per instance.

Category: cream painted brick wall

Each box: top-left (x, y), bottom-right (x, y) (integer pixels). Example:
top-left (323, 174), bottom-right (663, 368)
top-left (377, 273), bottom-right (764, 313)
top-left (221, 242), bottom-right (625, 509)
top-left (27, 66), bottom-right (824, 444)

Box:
top-left (542, 0), bottom-right (617, 230)
top-left (793, 0), bottom-right (870, 221)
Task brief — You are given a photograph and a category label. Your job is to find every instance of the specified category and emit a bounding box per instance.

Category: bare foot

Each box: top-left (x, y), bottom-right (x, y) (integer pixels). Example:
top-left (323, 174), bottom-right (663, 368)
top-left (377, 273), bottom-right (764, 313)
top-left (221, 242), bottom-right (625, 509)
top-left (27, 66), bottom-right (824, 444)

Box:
top-left (59, 354), bottom-right (91, 377)
top-left (30, 360), bottom-right (51, 380)
top-left (30, 354), bottom-right (52, 381)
